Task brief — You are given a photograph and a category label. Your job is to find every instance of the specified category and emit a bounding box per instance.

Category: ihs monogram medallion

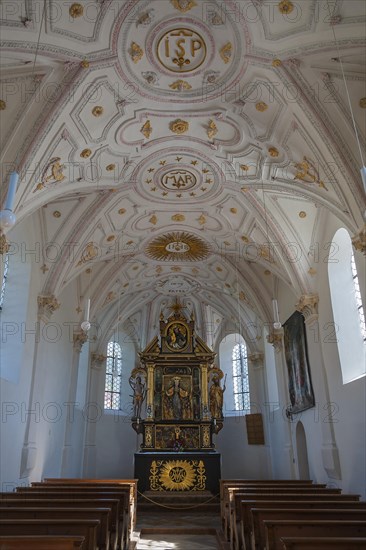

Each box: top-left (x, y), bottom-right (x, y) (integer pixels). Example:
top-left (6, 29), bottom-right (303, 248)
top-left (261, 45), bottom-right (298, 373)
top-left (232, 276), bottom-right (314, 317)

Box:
top-left (157, 28), bottom-right (207, 73)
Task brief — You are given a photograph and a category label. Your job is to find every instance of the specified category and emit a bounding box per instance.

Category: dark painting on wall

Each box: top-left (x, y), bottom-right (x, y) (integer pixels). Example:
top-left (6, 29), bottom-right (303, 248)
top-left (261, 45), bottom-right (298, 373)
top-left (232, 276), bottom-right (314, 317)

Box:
top-left (283, 310), bottom-right (315, 414)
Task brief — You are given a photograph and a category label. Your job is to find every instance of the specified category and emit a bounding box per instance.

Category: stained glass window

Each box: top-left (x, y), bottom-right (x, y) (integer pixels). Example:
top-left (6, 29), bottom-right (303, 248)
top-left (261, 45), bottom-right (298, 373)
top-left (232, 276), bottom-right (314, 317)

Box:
top-left (232, 342), bottom-right (250, 410)
top-left (104, 341), bottom-right (122, 410)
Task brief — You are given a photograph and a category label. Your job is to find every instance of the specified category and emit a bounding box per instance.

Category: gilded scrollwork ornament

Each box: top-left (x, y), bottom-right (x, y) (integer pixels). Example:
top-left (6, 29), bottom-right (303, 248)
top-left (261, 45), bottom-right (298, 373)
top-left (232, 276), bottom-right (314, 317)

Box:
top-left (130, 42), bottom-right (144, 64)
top-left (220, 43), bottom-right (232, 64)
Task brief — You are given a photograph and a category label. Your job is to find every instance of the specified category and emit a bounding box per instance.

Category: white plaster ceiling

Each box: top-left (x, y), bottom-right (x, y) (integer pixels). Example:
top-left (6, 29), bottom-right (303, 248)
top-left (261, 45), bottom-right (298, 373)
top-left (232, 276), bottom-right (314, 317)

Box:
top-left (0, 0), bottom-right (365, 349)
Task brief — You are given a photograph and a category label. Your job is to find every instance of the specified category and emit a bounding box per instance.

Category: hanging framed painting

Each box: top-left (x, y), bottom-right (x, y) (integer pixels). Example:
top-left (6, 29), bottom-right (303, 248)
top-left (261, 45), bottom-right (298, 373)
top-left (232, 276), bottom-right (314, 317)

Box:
top-left (283, 310), bottom-right (315, 414)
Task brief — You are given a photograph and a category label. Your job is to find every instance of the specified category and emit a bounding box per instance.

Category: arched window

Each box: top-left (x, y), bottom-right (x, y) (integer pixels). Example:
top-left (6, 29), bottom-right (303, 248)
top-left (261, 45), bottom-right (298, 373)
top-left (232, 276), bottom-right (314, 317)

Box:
top-left (104, 341), bottom-right (123, 410)
top-left (328, 228), bottom-right (366, 384)
top-left (232, 341), bottom-right (250, 410)
top-left (351, 249), bottom-right (366, 342)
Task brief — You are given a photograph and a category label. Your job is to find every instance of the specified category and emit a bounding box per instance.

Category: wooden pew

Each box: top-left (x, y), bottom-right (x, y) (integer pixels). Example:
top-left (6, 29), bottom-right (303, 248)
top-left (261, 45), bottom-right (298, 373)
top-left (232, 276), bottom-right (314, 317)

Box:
top-left (232, 493), bottom-right (361, 550)
top-left (0, 498), bottom-right (119, 550)
top-left (0, 519), bottom-right (100, 550)
top-left (0, 508), bottom-right (110, 550)
top-left (228, 488), bottom-right (356, 549)
top-left (239, 500), bottom-right (366, 550)
top-left (222, 483), bottom-right (322, 542)
top-left (14, 488), bottom-right (129, 549)
top-left (264, 520), bottom-right (366, 550)
top-left (251, 507), bottom-right (366, 550)
top-left (222, 482), bottom-right (326, 539)
top-left (0, 536), bottom-right (85, 549)
top-left (220, 480), bottom-right (313, 531)
top-left (41, 479), bottom-right (137, 536)
top-left (280, 537), bottom-right (366, 549)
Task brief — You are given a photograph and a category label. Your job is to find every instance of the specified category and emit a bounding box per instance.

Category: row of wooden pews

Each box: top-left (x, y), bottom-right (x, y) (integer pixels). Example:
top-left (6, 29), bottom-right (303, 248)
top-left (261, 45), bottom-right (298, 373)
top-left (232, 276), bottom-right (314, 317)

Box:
top-left (0, 478), bottom-right (138, 550)
top-left (220, 478), bottom-right (366, 550)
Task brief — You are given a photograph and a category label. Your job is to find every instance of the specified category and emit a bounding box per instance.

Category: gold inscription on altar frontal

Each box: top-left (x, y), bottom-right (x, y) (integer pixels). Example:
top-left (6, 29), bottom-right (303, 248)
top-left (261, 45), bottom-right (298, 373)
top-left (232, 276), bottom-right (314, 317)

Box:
top-left (157, 28), bottom-right (206, 72)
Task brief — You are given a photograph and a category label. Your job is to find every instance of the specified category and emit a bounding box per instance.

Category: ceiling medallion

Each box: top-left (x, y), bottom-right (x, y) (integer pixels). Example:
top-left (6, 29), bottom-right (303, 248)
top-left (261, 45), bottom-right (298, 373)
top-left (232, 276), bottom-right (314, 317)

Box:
top-left (219, 43), bottom-right (232, 64)
top-left (278, 0), bottom-right (294, 14)
top-left (170, 0), bottom-right (197, 13)
top-left (118, 208), bottom-right (126, 215)
top-left (240, 164), bottom-right (249, 171)
top-left (0, 99), bottom-right (6, 110)
top-left (359, 97), bottom-right (366, 108)
top-left (80, 59), bottom-right (89, 69)
top-left (268, 147), bottom-right (279, 157)
top-left (106, 164), bottom-right (116, 171)
top-left (161, 168), bottom-right (197, 190)
top-left (169, 80), bottom-right (192, 91)
top-left (272, 59), bottom-right (282, 67)
top-left (145, 232), bottom-right (210, 261)
top-left (170, 119), bottom-right (189, 134)
top-left (106, 235), bottom-right (115, 242)
top-left (256, 102), bottom-right (268, 112)
top-left (130, 42), bottom-right (144, 64)
top-left (141, 120), bottom-right (152, 139)
top-left (299, 211), bottom-right (307, 218)
top-left (80, 148), bottom-right (92, 158)
top-left (53, 211), bottom-right (61, 218)
top-left (157, 29), bottom-right (206, 73)
top-left (92, 106), bottom-right (103, 117)
top-left (69, 3), bottom-right (84, 18)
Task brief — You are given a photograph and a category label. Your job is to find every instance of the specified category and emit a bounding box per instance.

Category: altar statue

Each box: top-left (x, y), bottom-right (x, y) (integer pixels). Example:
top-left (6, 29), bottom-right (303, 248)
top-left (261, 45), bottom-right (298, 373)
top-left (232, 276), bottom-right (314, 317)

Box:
top-left (129, 375), bottom-right (146, 419)
top-left (164, 377), bottom-right (192, 420)
top-left (209, 375), bottom-right (226, 419)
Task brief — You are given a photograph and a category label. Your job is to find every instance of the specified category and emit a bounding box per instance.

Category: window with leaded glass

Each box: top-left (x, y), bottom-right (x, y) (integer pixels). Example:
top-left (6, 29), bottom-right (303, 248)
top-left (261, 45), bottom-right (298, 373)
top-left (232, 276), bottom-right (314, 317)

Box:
top-left (0, 253), bottom-right (9, 311)
top-left (351, 250), bottom-right (366, 342)
top-left (232, 342), bottom-right (250, 410)
top-left (104, 341), bottom-right (123, 410)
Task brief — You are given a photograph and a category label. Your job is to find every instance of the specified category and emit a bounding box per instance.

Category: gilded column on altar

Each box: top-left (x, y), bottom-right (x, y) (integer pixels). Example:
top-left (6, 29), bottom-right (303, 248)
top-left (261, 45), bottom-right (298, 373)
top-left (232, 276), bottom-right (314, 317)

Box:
top-left (200, 362), bottom-right (209, 419)
top-left (146, 362), bottom-right (155, 420)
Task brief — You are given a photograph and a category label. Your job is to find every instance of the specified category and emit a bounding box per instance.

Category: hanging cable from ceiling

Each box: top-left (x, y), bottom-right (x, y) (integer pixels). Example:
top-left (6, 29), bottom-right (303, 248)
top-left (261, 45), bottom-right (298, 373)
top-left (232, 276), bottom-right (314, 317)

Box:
top-left (326, 0), bottom-right (366, 196)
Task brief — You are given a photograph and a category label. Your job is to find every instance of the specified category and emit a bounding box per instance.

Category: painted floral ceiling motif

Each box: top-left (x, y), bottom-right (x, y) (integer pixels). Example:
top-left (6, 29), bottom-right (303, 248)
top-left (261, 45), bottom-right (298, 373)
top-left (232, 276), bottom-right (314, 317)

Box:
top-left (0, 0), bottom-right (365, 347)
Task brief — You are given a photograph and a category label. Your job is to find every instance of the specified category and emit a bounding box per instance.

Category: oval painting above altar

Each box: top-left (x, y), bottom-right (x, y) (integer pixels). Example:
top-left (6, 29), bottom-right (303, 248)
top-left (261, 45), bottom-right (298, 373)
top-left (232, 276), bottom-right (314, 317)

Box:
top-left (166, 322), bottom-right (188, 351)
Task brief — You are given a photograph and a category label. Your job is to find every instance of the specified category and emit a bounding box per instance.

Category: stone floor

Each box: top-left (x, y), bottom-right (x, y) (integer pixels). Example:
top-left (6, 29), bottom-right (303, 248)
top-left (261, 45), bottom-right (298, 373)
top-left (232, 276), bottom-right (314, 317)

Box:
top-left (130, 492), bottom-right (230, 550)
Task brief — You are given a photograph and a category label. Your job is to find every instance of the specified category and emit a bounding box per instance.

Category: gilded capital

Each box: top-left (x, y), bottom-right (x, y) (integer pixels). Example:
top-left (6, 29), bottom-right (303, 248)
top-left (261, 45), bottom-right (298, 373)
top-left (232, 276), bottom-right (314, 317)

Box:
top-left (91, 352), bottom-right (106, 367)
top-left (351, 224), bottom-right (366, 254)
top-left (266, 329), bottom-right (283, 352)
top-left (73, 330), bottom-right (88, 352)
top-left (248, 352), bottom-right (264, 368)
top-left (37, 294), bottom-right (60, 319)
top-left (295, 294), bottom-right (319, 320)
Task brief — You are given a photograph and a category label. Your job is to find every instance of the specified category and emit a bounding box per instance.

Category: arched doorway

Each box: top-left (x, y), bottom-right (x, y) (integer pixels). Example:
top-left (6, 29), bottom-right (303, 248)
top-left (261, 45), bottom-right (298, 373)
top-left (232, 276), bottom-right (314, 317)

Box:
top-left (296, 421), bottom-right (310, 479)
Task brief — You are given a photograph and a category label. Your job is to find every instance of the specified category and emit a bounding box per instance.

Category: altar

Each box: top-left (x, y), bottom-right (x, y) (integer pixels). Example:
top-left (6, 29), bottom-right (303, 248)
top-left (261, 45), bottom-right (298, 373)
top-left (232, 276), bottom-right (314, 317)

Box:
top-left (134, 452), bottom-right (221, 493)
top-left (129, 302), bottom-right (225, 492)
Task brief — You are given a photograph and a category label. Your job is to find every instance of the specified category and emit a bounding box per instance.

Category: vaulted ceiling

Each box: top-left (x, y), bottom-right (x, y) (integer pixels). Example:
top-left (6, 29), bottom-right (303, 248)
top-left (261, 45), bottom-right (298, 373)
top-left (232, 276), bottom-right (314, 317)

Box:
top-left (1, 0), bottom-right (365, 350)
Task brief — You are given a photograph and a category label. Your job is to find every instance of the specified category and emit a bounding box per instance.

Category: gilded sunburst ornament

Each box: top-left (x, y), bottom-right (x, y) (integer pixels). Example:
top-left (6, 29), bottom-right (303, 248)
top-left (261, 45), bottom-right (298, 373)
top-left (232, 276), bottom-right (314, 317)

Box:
top-left (159, 460), bottom-right (196, 491)
top-left (145, 232), bottom-right (210, 262)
